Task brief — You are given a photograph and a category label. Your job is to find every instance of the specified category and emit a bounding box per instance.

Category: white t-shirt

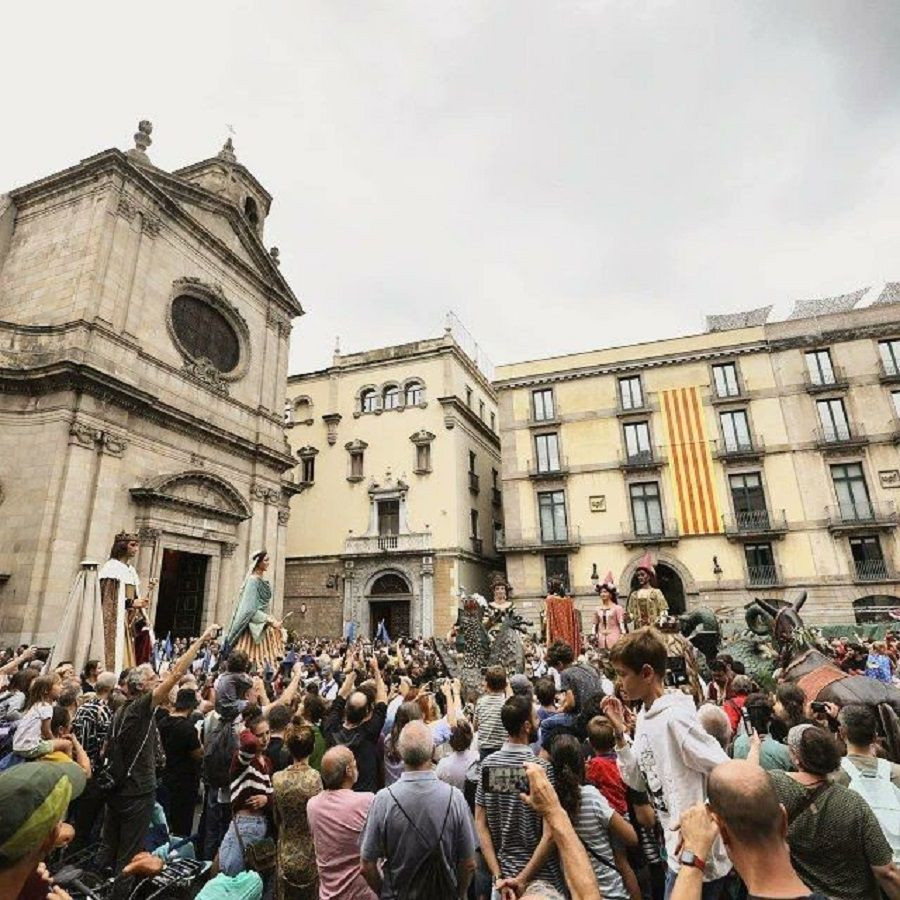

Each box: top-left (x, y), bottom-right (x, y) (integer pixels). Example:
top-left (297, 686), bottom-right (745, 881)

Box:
top-left (13, 702), bottom-right (53, 752)
top-left (436, 748), bottom-right (479, 792)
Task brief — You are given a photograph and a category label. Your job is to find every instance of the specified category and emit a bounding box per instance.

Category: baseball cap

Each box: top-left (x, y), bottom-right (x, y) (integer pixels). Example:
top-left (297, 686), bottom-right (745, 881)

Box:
top-left (0, 761), bottom-right (85, 865)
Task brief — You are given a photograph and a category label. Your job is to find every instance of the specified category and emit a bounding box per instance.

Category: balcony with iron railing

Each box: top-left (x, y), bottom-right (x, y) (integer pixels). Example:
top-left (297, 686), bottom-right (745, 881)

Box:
top-left (468, 471), bottom-right (480, 493)
top-left (723, 508), bottom-right (788, 540)
top-left (618, 447), bottom-right (666, 472)
top-left (814, 422), bottom-right (868, 452)
top-left (715, 434), bottom-right (765, 464)
top-left (495, 526), bottom-right (581, 553)
top-left (879, 359), bottom-right (900, 385)
top-left (803, 364), bottom-right (849, 394)
top-left (854, 558), bottom-right (890, 582)
top-left (470, 536), bottom-right (484, 556)
top-left (345, 532), bottom-right (433, 555)
top-left (747, 564), bottom-right (781, 587)
top-left (492, 486), bottom-right (502, 506)
top-left (528, 456), bottom-right (570, 479)
top-left (622, 519), bottom-right (680, 548)
top-left (827, 499), bottom-right (898, 533)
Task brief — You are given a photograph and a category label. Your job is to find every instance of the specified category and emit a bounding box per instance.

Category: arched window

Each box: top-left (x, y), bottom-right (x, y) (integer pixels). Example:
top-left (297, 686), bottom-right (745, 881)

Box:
top-left (244, 196), bottom-right (259, 227)
top-left (405, 380), bottom-right (425, 406)
top-left (383, 384), bottom-right (401, 410)
top-left (360, 388), bottom-right (378, 413)
top-left (293, 397), bottom-right (313, 424)
top-left (370, 573), bottom-right (411, 595)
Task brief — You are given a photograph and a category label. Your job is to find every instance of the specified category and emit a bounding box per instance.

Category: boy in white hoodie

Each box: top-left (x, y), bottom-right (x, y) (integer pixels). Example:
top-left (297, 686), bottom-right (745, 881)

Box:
top-left (601, 628), bottom-right (731, 900)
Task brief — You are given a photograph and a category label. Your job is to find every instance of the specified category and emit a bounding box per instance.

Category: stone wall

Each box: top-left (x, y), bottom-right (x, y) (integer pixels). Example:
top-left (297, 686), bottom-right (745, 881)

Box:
top-left (283, 558), bottom-right (344, 637)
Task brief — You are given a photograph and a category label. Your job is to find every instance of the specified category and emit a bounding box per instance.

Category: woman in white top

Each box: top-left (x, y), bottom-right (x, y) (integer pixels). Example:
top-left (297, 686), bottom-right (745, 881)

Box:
top-left (436, 720), bottom-right (479, 792)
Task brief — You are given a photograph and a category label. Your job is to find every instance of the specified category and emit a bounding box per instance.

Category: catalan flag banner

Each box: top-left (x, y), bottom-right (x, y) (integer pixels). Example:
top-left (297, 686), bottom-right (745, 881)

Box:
top-left (660, 386), bottom-right (722, 535)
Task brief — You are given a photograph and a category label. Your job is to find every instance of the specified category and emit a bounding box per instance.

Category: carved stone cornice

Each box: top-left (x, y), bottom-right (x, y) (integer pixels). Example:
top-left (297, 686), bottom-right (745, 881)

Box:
top-left (68, 420), bottom-right (127, 457)
top-left (296, 445), bottom-right (319, 459)
top-left (138, 527), bottom-right (161, 545)
top-left (98, 431), bottom-right (128, 457)
top-left (117, 192), bottom-right (138, 223)
top-left (251, 483), bottom-right (281, 504)
top-left (222, 541), bottom-right (238, 557)
top-left (437, 396), bottom-right (501, 448)
top-left (143, 214), bottom-right (162, 238)
top-left (0, 360), bottom-right (295, 472)
top-left (344, 439), bottom-right (369, 452)
top-left (409, 429), bottom-right (436, 446)
top-left (182, 358), bottom-right (229, 396)
top-left (267, 306), bottom-right (292, 339)
top-left (69, 422), bottom-right (99, 448)
top-left (277, 507), bottom-right (291, 525)
top-left (767, 321), bottom-right (900, 352)
top-left (131, 470), bottom-right (252, 523)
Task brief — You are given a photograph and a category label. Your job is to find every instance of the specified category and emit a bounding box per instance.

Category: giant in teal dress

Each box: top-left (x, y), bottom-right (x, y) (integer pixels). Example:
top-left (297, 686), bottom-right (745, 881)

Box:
top-left (225, 575), bottom-right (283, 666)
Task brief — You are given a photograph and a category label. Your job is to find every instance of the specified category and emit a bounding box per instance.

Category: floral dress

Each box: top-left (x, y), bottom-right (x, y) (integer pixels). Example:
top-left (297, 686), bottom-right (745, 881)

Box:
top-left (272, 764), bottom-right (323, 900)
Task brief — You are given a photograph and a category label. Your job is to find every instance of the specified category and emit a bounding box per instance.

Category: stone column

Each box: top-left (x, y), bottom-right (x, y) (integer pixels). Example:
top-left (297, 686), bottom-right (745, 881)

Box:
top-left (421, 555), bottom-right (435, 637)
top-left (217, 543), bottom-right (239, 626)
top-left (273, 505), bottom-right (289, 619)
top-left (342, 568), bottom-right (356, 635)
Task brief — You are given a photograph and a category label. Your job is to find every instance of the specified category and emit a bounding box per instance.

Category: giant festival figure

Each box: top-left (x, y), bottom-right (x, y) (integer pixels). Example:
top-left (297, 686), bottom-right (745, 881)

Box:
top-left (626, 552), bottom-right (668, 629)
top-left (224, 549), bottom-right (285, 666)
top-left (98, 531), bottom-right (155, 671)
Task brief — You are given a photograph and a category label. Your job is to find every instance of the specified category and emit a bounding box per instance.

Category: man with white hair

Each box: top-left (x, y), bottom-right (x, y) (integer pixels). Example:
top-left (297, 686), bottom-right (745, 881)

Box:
top-left (360, 720), bottom-right (476, 898)
top-left (697, 703), bottom-right (733, 752)
top-left (98, 624), bottom-right (220, 900)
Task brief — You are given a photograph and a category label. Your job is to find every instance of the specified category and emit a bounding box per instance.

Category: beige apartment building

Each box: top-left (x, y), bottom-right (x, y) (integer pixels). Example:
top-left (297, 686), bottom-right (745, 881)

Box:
top-left (494, 291), bottom-right (900, 626)
top-left (283, 330), bottom-right (502, 639)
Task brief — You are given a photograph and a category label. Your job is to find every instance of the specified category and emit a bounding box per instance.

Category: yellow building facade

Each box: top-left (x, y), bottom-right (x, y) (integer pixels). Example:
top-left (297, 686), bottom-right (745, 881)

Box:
top-left (284, 331), bottom-right (502, 638)
top-left (494, 298), bottom-right (900, 627)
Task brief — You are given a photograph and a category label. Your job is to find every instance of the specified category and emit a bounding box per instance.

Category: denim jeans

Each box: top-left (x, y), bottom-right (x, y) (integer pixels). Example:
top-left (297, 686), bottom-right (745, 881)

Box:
top-left (664, 867), bottom-right (727, 900)
top-left (219, 813), bottom-right (273, 900)
top-left (200, 788), bottom-right (232, 861)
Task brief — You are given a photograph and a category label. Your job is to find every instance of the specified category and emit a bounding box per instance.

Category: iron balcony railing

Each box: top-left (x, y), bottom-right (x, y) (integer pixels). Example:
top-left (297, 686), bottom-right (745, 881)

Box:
top-left (747, 564), bottom-right (780, 587)
top-left (879, 359), bottom-right (900, 383)
top-left (723, 509), bottom-right (788, 536)
top-left (815, 422), bottom-right (867, 448)
top-left (470, 537), bottom-right (483, 556)
top-left (803, 364), bottom-right (849, 393)
top-left (827, 499), bottom-right (897, 528)
top-left (495, 526), bottom-right (581, 552)
top-left (854, 558), bottom-right (889, 582)
top-left (618, 447), bottom-right (666, 470)
top-left (528, 456), bottom-right (569, 477)
top-left (716, 435), bottom-right (764, 460)
top-left (468, 471), bottom-right (480, 493)
top-left (492, 487), bottom-right (502, 506)
top-left (622, 519), bottom-right (680, 546)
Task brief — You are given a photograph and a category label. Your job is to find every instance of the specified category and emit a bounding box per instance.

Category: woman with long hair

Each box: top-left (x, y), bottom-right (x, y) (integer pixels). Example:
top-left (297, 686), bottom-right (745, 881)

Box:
top-left (383, 700), bottom-right (423, 787)
top-left (594, 578), bottom-right (626, 651)
top-left (771, 683), bottom-right (810, 742)
top-left (224, 550), bottom-right (284, 667)
top-left (272, 723), bottom-right (323, 900)
top-left (550, 734), bottom-right (637, 900)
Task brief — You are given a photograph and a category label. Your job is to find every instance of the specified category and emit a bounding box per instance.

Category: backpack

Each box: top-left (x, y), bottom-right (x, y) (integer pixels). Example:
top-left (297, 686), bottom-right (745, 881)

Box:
top-left (203, 716), bottom-right (238, 789)
top-left (841, 757), bottom-right (900, 863)
top-left (385, 786), bottom-right (456, 900)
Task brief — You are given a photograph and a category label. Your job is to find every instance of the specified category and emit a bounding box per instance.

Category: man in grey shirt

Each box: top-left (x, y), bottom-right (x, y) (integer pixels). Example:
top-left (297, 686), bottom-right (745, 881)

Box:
top-left (360, 720), bottom-right (476, 898)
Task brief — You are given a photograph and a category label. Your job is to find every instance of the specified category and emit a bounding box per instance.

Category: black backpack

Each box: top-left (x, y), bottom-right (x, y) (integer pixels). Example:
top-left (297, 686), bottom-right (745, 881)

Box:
top-left (385, 787), bottom-right (456, 900)
top-left (203, 716), bottom-right (238, 789)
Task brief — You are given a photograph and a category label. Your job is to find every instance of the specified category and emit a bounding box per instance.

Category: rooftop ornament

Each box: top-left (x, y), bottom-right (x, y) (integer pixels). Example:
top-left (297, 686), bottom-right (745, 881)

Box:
top-left (125, 120), bottom-right (153, 166)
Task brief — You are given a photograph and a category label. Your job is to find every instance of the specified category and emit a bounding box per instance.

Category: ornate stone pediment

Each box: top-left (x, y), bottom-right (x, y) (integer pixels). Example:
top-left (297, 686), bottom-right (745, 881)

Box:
top-left (130, 470), bottom-right (251, 522)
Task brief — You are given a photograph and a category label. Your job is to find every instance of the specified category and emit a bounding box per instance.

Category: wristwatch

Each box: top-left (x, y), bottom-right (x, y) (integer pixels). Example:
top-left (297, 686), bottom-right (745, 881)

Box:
top-left (679, 850), bottom-right (706, 872)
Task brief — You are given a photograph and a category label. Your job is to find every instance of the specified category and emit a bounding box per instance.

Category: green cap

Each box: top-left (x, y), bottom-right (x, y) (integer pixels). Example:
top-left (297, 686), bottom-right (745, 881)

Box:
top-left (0, 761), bottom-right (85, 865)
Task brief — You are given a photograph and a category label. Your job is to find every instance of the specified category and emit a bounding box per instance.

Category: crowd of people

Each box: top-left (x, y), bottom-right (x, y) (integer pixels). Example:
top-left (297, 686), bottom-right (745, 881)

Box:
top-left (1, 613), bottom-right (900, 900)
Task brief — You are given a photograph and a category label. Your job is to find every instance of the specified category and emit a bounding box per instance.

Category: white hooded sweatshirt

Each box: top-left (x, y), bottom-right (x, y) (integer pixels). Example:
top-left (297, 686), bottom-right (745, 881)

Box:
top-left (616, 691), bottom-right (731, 879)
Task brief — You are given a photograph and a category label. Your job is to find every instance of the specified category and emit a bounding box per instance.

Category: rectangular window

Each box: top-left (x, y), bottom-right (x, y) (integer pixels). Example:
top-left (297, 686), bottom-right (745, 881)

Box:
top-left (490, 411), bottom-right (496, 431)
top-left (850, 537), bottom-right (886, 581)
top-left (817, 398), bottom-right (850, 441)
top-left (361, 391), bottom-right (379, 414)
top-left (893, 391), bottom-right (900, 419)
top-left (301, 457), bottom-right (315, 483)
top-left (350, 450), bottom-right (364, 478)
top-left (492, 468), bottom-right (499, 488)
top-left (618, 376), bottom-right (643, 411)
top-left (745, 543), bottom-right (776, 586)
top-left (831, 462), bottom-right (872, 521)
top-left (538, 490), bottom-right (568, 543)
top-left (623, 421), bottom-right (652, 461)
top-left (805, 349), bottom-right (836, 386)
top-left (712, 363), bottom-right (740, 398)
top-left (378, 500), bottom-right (399, 535)
top-left (465, 386), bottom-right (473, 407)
top-left (479, 400), bottom-right (485, 420)
top-left (879, 340), bottom-right (900, 376)
top-left (469, 450), bottom-right (476, 472)
top-left (545, 555), bottom-right (570, 592)
top-left (416, 443), bottom-right (431, 472)
top-left (720, 409), bottom-right (752, 451)
top-left (470, 509), bottom-right (479, 539)
top-left (729, 472), bottom-right (767, 529)
top-left (629, 482), bottom-right (663, 536)
top-left (532, 389), bottom-right (555, 421)
top-left (535, 433), bottom-right (561, 472)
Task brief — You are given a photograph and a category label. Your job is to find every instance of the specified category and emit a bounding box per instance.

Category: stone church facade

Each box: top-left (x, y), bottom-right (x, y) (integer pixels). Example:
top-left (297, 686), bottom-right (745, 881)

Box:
top-left (0, 122), bottom-right (302, 646)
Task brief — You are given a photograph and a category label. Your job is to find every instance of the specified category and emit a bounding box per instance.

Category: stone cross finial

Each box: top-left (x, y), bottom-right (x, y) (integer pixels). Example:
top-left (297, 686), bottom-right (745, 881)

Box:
top-left (126, 120), bottom-right (153, 165)
top-left (269, 247), bottom-right (281, 266)
top-left (218, 137), bottom-right (237, 162)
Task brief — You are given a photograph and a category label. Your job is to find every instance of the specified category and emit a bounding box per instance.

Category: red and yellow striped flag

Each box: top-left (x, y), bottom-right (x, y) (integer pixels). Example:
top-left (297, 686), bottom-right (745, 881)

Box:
top-left (660, 386), bottom-right (722, 535)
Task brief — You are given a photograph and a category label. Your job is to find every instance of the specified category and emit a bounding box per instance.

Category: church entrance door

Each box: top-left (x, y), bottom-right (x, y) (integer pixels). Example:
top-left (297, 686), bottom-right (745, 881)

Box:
top-left (155, 549), bottom-right (208, 638)
top-left (368, 571), bottom-right (412, 639)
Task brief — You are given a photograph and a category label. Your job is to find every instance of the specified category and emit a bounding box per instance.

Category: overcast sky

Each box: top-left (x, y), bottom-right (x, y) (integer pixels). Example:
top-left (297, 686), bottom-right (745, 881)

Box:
top-left (2, 2), bottom-right (898, 374)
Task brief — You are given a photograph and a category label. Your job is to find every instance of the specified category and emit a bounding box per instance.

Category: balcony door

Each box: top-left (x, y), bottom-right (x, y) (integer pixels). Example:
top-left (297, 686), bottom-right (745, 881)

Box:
top-left (817, 399), bottom-right (850, 441)
top-left (729, 472), bottom-right (768, 530)
top-left (831, 463), bottom-right (871, 521)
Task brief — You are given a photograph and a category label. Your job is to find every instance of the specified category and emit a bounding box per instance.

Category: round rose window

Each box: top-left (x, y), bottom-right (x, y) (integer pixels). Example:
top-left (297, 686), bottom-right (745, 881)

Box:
top-left (171, 295), bottom-right (240, 373)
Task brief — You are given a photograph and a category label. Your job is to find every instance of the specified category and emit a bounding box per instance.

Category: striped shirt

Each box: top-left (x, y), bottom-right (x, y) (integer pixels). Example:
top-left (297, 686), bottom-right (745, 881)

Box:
top-left (573, 785), bottom-right (628, 900)
top-left (72, 696), bottom-right (112, 770)
top-left (475, 744), bottom-right (564, 890)
top-left (474, 693), bottom-right (507, 751)
top-left (230, 752), bottom-right (274, 814)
